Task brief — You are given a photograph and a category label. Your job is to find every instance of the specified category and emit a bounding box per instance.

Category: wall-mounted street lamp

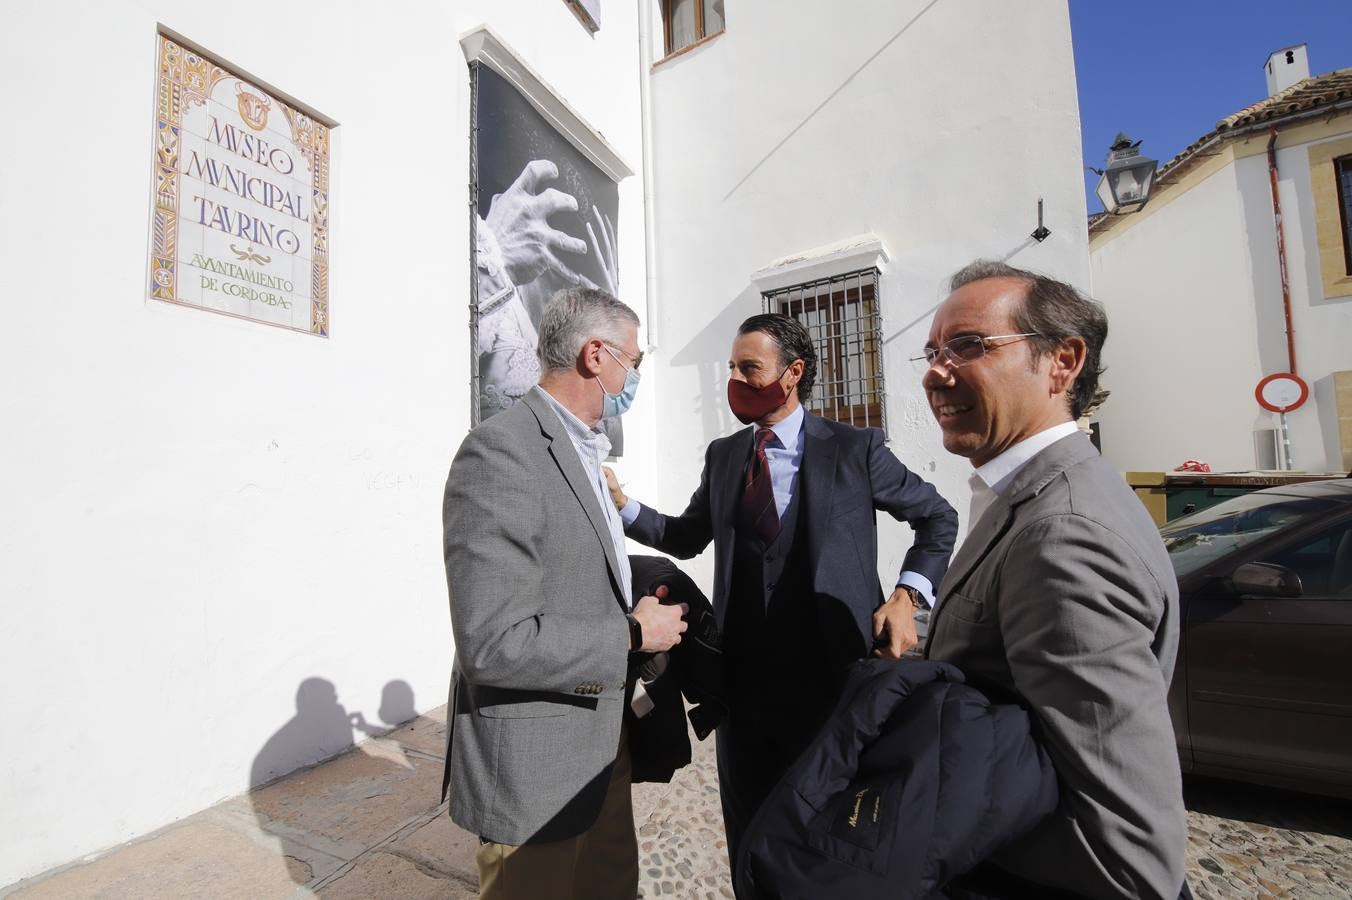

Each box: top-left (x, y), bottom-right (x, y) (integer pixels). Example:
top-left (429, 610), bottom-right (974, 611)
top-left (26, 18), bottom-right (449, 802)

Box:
top-left (1088, 133), bottom-right (1158, 215)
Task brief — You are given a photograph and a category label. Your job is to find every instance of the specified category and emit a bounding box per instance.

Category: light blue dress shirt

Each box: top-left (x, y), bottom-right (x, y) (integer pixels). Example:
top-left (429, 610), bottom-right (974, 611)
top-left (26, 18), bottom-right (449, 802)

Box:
top-left (618, 404), bottom-right (934, 605)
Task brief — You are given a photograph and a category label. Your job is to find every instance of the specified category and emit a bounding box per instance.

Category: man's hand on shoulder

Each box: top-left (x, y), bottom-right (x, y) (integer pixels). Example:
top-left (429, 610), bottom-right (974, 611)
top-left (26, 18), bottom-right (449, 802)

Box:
top-left (602, 465), bottom-right (629, 512)
top-left (631, 585), bottom-right (688, 652)
top-left (872, 586), bottom-right (921, 660)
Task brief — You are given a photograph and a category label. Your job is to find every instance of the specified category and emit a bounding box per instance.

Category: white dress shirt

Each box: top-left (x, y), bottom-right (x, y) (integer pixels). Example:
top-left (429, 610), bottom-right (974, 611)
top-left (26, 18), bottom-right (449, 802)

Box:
top-left (966, 420), bottom-right (1084, 533)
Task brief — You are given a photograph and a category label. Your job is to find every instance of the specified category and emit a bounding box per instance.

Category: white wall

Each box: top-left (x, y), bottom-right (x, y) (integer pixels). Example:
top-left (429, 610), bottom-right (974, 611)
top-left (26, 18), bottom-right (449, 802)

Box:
top-left (0, 0), bottom-right (652, 885)
top-left (1089, 133), bottom-right (1352, 475)
top-left (615, 0), bottom-right (1090, 587)
top-left (1089, 164), bottom-right (1268, 473)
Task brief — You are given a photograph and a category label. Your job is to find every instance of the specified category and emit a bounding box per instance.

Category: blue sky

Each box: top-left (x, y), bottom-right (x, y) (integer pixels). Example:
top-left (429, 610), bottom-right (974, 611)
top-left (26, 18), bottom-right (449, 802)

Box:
top-left (1070, 0), bottom-right (1352, 213)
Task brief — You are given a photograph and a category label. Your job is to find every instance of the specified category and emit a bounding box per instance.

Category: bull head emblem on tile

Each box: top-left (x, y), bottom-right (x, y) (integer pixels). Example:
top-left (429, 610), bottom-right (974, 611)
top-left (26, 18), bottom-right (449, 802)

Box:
top-left (235, 82), bottom-right (271, 132)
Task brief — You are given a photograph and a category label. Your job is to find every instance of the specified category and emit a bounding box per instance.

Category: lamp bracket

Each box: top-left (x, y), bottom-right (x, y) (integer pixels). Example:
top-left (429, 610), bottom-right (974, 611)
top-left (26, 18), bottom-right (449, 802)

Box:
top-left (1030, 197), bottom-right (1051, 243)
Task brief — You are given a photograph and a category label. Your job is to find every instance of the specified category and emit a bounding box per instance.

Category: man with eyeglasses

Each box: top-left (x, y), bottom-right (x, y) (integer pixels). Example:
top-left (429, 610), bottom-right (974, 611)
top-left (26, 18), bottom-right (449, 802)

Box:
top-left (442, 287), bottom-right (688, 900)
top-left (920, 261), bottom-right (1188, 899)
top-left (604, 313), bottom-right (958, 878)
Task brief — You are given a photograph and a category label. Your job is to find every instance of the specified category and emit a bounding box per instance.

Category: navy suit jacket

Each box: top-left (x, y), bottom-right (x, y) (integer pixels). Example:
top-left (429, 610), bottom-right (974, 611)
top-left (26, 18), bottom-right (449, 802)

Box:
top-left (626, 412), bottom-right (958, 655)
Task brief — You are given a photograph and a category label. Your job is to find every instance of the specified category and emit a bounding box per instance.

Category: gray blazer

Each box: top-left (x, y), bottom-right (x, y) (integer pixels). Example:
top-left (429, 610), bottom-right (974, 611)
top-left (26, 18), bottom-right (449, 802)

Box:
top-left (442, 387), bottom-right (630, 845)
top-left (926, 434), bottom-right (1186, 899)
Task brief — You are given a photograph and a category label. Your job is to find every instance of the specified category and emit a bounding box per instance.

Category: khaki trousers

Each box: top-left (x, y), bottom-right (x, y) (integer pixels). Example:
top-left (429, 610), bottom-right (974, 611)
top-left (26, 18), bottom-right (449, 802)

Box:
top-left (475, 734), bottom-right (638, 900)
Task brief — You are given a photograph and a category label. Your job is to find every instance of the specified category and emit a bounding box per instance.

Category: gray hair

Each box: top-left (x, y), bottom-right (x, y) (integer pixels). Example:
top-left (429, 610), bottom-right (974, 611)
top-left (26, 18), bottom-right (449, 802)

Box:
top-left (536, 287), bottom-right (640, 374)
top-left (948, 260), bottom-right (1108, 420)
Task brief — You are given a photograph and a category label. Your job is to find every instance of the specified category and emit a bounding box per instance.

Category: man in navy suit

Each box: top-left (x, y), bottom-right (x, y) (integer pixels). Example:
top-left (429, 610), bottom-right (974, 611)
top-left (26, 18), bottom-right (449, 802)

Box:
top-left (604, 314), bottom-right (958, 873)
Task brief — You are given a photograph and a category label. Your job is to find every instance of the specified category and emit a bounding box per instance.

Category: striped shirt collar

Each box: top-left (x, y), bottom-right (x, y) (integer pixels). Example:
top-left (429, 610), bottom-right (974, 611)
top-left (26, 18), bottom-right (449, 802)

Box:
top-left (535, 386), bottom-right (612, 462)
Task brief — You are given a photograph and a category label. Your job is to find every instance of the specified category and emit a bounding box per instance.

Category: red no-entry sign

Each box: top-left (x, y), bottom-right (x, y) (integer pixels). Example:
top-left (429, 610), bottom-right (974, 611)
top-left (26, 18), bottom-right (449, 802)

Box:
top-left (1255, 373), bottom-right (1309, 413)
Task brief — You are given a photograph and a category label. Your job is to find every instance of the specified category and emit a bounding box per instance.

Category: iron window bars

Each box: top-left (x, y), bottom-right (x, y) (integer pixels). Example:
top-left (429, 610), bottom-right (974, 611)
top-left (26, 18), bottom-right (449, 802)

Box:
top-left (762, 267), bottom-right (887, 434)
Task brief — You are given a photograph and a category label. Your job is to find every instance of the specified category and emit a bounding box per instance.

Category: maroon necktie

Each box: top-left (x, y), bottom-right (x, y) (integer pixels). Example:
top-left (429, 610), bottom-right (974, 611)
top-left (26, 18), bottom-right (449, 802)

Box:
top-left (742, 427), bottom-right (781, 543)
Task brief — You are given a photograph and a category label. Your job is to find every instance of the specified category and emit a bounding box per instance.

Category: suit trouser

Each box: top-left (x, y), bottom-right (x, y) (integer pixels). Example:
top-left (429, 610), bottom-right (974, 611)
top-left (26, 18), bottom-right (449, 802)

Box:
top-left (717, 674), bottom-right (837, 886)
top-left (475, 732), bottom-right (638, 900)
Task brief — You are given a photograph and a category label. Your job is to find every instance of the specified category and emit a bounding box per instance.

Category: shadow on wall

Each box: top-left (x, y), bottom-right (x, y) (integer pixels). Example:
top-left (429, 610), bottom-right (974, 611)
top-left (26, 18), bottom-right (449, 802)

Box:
top-left (248, 678), bottom-right (420, 888)
top-left (671, 285), bottom-right (763, 450)
top-left (250, 678), bottom-right (357, 789)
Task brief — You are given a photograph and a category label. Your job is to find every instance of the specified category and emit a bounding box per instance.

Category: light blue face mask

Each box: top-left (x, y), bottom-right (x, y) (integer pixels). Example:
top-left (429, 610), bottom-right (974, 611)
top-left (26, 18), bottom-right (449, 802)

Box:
top-left (600, 344), bottom-right (641, 418)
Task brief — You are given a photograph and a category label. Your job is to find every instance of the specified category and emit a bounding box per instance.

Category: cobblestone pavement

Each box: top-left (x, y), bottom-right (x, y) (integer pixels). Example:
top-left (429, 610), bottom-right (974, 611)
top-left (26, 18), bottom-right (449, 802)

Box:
top-left (1182, 778), bottom-right (1352, 898)
top-left (6, 705), bottom-right (1350, 898)
top-left (635, 732), bottom-right (1352, 899)
top-left (632, 727), bottom-right (732, 899)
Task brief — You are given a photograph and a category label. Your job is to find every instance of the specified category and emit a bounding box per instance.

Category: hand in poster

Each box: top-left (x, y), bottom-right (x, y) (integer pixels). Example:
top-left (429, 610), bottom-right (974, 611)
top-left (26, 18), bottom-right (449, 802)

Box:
top-left (485, 160), bottom-right (590, 286)
top-left (583, 205), bottom-right (619, 295)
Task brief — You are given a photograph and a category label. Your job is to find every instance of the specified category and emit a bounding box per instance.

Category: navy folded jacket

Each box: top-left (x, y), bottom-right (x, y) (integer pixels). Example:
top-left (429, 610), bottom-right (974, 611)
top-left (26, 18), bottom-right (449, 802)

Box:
top-left (736, 659), bottom-right (1058, 899)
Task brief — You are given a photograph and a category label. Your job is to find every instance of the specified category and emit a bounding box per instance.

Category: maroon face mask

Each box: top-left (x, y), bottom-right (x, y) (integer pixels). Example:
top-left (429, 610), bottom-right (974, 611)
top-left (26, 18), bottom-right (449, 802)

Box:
top-left (727, 368), bottom-right (792, 425)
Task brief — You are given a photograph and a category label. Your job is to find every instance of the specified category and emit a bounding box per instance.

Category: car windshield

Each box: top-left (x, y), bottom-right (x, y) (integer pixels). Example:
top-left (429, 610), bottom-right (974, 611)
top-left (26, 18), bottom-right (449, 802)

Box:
top-left (1160, 491), bottom-right (1340, 579)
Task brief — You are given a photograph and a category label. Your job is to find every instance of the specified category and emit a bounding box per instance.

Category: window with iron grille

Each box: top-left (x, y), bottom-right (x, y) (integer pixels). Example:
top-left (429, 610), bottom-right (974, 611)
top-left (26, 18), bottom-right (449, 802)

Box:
top-left (1336, 155), bottom-right (1352, 275)
top-left (762, 268), bottom-right (886, 432)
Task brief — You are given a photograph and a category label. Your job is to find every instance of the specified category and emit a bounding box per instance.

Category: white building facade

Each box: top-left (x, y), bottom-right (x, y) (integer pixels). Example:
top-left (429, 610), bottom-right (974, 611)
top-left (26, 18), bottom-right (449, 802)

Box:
top-left (1089, 52), bottom-right (1352, 475)
top-left (0, 0), bottom-right (1088, 886)
top-left (631, 0), bottom-right (1090, 588)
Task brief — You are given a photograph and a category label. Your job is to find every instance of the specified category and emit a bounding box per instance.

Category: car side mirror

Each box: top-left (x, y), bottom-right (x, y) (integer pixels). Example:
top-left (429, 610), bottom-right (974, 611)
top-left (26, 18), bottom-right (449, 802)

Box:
top-left (1231, 562), bottom-right (1303, 598)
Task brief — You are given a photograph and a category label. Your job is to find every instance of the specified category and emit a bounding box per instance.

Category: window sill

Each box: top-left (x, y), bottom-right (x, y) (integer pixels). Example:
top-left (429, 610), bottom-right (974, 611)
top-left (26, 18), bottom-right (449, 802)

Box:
top-left (653, 29), bottom-right (725, 70)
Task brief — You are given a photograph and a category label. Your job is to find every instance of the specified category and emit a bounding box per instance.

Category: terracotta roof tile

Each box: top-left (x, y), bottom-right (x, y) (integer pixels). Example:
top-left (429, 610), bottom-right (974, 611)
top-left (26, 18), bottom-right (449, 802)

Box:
top-left (1216, 67), bottom-right (1352, 132)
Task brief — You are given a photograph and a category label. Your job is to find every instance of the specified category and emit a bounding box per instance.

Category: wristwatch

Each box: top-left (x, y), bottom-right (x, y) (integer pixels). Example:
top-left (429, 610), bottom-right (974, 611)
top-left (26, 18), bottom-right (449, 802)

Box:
top-left (625, 613), bottom-right (643, 652)
top-left (902, 585), bottom-right (927, 610)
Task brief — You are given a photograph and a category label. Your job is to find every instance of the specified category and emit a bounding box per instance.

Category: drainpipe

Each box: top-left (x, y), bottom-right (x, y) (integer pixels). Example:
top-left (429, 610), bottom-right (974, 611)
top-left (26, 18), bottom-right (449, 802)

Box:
top-left (636, 0), bottom-right (659, 350)
top-left (1266, 128), bottom-right (1297, 375)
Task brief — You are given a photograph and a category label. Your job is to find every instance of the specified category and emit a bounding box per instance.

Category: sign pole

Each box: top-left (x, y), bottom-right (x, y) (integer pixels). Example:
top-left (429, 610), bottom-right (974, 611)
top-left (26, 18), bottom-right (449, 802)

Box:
top-left (1279, 410), bottom-right (1292, 471)
top-left (1255, 373), bottom-right (1309, 471)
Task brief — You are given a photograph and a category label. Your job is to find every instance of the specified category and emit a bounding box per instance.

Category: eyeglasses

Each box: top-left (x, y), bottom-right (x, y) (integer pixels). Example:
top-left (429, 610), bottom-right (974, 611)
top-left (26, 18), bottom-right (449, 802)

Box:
top-left (910, 333), bottom-right (1042, 370)
top-left (603, 341), bottom-right (644, 372)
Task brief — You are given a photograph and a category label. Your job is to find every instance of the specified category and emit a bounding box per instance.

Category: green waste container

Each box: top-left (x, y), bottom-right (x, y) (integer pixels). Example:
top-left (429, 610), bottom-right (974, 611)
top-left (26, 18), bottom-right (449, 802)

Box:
top-left (1165, 485), bottom-right (1251, 520)
top-left (1125, 472), bottom-right (1346, 527)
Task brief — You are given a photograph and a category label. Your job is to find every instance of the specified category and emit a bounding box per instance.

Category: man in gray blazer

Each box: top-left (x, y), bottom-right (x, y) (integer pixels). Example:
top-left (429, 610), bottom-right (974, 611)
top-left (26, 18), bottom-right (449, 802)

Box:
top-left (921, 261), bottom-right (1187, 899)
top-left (442, 287), bottom-right (688, 900)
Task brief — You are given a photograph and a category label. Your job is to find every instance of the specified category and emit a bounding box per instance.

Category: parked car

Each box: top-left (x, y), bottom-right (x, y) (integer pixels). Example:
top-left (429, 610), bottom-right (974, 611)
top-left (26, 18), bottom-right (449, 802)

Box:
top-left (1160, 478), bottom-right (1352, 797)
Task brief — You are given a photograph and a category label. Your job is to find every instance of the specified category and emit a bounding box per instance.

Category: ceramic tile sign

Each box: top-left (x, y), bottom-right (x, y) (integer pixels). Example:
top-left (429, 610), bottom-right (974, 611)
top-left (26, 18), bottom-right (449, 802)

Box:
top-left (472, 64), bottom-right (620, 444)
top-left (148, 35), bottom-right (331, 336)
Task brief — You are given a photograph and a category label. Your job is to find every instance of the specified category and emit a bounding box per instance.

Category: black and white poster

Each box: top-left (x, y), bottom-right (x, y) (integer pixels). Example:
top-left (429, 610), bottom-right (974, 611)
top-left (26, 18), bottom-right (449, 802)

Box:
top-left (471, 64), bottom-right (621, 449)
